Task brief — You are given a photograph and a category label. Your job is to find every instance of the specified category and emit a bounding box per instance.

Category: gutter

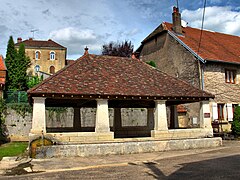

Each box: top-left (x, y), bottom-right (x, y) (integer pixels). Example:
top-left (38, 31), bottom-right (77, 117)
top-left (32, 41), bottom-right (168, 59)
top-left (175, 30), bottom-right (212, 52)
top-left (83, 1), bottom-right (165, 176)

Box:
top-left (205, 59), bottom-right (240, 65)
top-left (168, 30), bottom-right (206, 90)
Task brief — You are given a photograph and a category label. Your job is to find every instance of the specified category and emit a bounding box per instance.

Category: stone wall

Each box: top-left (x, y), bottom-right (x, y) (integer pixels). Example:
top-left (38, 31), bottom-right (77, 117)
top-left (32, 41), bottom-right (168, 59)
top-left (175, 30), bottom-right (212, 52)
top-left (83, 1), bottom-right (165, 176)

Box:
top-left (24, 47), bottom-right (66, 75)
top-left (5, 108), bottom-right (149, 141)
top-left (140, 33), bottom-right (201, 124)
top-left (204, 62), bottom-right (240, 103)
top-left (35, 137), bottom-right (222, 158)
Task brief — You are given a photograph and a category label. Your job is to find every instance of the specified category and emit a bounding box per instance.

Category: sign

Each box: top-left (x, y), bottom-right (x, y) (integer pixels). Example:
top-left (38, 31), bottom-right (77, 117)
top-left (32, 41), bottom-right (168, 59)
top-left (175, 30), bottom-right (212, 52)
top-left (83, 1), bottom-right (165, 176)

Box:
top-left (204, 113), bottom-right (210, 118)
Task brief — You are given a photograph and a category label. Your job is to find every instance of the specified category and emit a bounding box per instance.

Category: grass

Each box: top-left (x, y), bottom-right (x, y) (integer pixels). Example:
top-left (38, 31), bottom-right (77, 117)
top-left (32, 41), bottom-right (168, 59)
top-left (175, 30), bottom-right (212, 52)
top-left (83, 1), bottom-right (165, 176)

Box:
top-left (0, 142), bottom-right (28, 160)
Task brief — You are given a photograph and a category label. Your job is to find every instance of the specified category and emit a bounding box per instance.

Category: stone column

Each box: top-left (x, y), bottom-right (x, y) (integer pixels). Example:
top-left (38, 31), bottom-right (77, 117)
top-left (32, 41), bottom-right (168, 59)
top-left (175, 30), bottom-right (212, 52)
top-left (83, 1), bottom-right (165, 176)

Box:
top-left (200, 100), bottom-right (212, 129)
top-left (31, 97), bottom-right (46, 134)
top-left (113, 108), bottom-right (122, 131)
top-left (73, 108), bottom-right (81, 130)
top-left (147, 108), bottom-right (154, 130)
top-left (95, 99), bottom-right (110, 133)
top-left (154, 100), bottom-right (168, 131)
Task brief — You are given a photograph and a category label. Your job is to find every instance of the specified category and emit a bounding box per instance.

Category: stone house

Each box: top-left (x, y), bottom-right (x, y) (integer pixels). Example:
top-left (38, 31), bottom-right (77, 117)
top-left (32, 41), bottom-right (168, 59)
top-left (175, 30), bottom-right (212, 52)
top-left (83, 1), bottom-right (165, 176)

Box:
top-left (15, 38), bottom-right (67, 77)
top-left (136, 7), bottom-right (240, 132)
top-left (0, 55), bottom-right (7, 97)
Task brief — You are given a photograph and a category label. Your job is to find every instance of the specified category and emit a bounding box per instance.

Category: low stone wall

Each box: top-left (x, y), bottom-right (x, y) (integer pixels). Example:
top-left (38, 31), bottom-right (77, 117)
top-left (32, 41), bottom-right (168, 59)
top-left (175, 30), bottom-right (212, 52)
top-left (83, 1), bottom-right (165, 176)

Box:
top-left (5, 108), bottom-right (149, 141)
top-left (35, 137), bottom-right (222, 158)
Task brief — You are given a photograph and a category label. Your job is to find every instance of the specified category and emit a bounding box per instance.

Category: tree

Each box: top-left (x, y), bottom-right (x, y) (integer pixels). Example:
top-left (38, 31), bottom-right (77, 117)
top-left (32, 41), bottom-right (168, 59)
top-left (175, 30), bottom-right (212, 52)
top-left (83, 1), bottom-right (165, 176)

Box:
top-left (14, 44), bottom-right (31, 90)
top-left (102, 40), bottom-right (134, 57)
top-left (231, 106), bottom-right (240, 136)
top-left (5, 36), bottom-right (17, 91)
top-left (5, 37), bottom-right (31, 91)
top-left (27, 75), bottom-right (43, 89)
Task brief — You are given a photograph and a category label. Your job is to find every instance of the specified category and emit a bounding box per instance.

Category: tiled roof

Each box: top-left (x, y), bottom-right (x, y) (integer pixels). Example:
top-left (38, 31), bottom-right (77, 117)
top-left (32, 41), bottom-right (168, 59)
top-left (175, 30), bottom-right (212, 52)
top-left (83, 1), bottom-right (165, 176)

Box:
top-left (15, 39), bottom-right (66, 49)
top-left (177, 105), bottom-right (187, 113)
top-left (66, 59), bottom-right (75, 65)
top-left (28, 54), bottom-right (213, 99)
top-left (143, 22), bottom-right (240, 64)
top-left (0, 78), bottom-right (5, 84)
top-left (0, 55), bottom-right (7, 71)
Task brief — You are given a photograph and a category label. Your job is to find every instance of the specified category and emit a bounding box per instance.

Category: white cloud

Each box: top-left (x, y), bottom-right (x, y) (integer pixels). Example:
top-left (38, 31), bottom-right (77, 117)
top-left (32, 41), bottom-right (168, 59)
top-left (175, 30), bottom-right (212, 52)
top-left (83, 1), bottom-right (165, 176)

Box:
top-left (182, 6), bottom-right (240, 36)
top-left (49, 27), bottom-right (103, 58)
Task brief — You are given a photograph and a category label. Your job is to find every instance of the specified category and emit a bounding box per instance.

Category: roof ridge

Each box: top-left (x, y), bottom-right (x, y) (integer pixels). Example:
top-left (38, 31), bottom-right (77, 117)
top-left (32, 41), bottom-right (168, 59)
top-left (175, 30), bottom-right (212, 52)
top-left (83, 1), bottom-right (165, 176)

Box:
top-left (164, 21), bottom-right (240, 38)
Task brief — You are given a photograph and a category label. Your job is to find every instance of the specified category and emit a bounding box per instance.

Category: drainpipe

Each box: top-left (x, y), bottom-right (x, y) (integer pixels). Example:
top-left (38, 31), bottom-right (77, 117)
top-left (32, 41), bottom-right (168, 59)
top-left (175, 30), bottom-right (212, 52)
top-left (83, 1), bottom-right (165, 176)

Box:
top-left (198, 60), bottom-right (205, 91)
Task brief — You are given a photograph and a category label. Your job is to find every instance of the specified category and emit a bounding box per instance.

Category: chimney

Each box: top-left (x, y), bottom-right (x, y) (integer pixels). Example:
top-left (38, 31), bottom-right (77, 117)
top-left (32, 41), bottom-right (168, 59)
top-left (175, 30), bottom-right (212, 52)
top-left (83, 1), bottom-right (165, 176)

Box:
top-left (84, 46), bottom-right (89, 55)
top-left (172, 6), bottom-right (182, 34)
top-left (17, 37), bottom-right (22, 43)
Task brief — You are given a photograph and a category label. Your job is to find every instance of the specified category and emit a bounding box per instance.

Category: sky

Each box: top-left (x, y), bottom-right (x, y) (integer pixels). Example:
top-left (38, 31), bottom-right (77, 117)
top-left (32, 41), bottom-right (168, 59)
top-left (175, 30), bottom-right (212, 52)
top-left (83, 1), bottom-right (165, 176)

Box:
top-left (0, 0), bottom-right (239, 59)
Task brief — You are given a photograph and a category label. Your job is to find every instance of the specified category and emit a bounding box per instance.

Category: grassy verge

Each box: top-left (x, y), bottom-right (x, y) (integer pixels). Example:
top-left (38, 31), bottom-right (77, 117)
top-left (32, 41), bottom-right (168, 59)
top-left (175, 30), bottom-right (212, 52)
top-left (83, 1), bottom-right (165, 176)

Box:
top-left (0, 142), bottom-right (28, 160)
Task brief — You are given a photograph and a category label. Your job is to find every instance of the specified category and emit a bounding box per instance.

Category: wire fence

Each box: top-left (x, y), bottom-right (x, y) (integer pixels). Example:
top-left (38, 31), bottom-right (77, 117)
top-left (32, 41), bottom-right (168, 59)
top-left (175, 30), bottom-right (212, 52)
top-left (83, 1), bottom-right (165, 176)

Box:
top-left (5, 91), bottom-right (28, 103)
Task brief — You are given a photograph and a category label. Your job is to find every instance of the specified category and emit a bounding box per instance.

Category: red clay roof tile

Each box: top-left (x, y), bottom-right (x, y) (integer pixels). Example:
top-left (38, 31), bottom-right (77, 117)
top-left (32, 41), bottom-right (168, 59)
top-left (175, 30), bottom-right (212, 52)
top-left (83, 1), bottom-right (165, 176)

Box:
top-left (0, 55), bottom-right (7, 71)
top-left (15, 39), bottom-right (66, 49)
top-left (164, 22), bottom-right (240, 64)
top-left (28, 54), bottom-right (213, 99)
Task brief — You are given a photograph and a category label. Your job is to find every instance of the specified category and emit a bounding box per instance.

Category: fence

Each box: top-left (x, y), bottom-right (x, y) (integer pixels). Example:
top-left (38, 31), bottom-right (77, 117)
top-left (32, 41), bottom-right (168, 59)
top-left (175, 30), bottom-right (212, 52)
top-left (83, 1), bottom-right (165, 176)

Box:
top-left (5, 91), bottom-right (28, 103)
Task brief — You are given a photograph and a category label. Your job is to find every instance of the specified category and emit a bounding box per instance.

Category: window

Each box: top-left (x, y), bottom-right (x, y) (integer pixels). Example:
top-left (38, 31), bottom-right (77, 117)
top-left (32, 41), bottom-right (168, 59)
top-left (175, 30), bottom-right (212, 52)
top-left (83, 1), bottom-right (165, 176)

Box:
top-left (225, 69), bottom-right (236, 84)
top-left (233, 104), bottom-right (239, 114)
top-left (35, 51), bottom-right (41, 60)
top-left (50, 51), bottom-right (55, 60)
top-left (217, 104), bottom-right (224, 120)
top-left (50, 66), bottom-right (55, 74)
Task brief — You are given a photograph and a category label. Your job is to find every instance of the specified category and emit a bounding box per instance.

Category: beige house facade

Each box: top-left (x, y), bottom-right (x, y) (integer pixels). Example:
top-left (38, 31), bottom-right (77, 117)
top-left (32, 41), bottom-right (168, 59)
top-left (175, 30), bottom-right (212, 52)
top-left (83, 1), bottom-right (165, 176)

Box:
top-left (15, 38), bottom-right (67, 77)
top-left (136, 7), bottom-right (240, 132)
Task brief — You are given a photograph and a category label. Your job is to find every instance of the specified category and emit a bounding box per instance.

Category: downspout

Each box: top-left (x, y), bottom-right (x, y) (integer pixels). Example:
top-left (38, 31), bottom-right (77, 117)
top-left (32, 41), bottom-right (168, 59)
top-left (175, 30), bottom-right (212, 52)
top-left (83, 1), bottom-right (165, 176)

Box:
top-left (198, 60), bottom-right (205, 91)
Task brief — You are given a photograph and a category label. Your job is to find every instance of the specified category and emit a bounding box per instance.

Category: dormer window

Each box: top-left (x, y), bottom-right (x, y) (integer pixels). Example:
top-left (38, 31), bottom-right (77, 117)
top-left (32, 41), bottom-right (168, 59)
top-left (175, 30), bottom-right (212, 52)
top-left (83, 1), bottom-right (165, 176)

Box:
top-left (50, 51), bottom-right (55, 60)
top-left (35, 51), bottom-right (41, 60)
top-left (225, 69), bottom-right (236, 84)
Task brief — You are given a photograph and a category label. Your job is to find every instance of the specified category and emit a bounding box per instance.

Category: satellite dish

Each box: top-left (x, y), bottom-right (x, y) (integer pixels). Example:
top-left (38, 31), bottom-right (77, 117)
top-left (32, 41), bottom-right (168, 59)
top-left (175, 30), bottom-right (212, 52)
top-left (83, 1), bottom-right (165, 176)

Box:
top-left (181, 20), bottom-right (188, 27)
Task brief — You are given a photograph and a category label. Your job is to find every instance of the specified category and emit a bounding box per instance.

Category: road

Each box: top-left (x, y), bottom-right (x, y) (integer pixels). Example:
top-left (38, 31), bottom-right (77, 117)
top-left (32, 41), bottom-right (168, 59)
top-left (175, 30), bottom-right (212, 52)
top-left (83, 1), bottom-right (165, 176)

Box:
top-left (1, 141), bottom-right (240, 179)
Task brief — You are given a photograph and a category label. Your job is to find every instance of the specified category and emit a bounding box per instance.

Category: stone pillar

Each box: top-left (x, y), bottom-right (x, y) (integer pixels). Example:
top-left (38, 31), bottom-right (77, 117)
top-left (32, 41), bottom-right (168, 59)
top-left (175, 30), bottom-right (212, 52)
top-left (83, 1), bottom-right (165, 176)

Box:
top-left (73, 108), bottom-right (81, 130)
top-left (153, 100), bottom-right (168, 131)
top-left (31, 97), bottom-right (46, 134)
top-left (147, 108), bottom-right (154, 130)
top-left (113, 108), bottom-right (122, 131)
top-left (200, 101), bottom-right (212, 129)
top-left (95, 99), bottom-right (110, 133)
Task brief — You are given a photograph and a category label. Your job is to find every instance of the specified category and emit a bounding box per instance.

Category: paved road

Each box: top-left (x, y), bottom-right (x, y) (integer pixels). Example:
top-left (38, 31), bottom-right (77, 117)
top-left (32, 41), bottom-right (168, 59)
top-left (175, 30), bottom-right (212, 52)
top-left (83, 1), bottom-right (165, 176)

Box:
top-left (1, 141), bottom-right (240, 179)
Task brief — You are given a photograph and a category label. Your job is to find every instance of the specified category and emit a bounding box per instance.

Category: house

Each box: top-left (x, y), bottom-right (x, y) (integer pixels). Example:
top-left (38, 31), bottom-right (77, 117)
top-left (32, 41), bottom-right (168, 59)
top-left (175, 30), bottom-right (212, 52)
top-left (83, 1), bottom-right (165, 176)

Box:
top-left (0, 55), bottom-right (7, 97)
top-left (136, 6), bottom-right (240, 132)
top-left (27, 48), bottom-right (221, 158)
top-left (15, 38), bottom-right (67, 77)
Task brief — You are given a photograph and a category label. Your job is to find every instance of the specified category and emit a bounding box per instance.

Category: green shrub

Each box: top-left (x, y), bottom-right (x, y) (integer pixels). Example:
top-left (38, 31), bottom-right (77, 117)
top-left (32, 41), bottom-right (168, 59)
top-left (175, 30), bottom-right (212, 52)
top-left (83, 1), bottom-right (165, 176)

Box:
top-left (146, 61), bottom-right (156, 67)
top-left (231, 106), bottom-right (240, 136)
top-left (0, 98), bottom-right (7, 144)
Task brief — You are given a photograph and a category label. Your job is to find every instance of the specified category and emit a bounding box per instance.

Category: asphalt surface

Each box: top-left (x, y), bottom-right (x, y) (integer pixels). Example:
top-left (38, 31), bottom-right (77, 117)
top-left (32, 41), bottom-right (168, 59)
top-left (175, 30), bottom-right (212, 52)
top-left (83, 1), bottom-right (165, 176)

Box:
top-left (0, 140), bottom-right (240, 179)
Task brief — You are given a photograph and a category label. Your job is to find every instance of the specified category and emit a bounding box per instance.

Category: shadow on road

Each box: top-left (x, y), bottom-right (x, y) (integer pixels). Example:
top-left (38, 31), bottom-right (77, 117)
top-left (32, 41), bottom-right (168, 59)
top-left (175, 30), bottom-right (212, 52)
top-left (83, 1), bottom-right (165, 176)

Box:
top-left (144, 155), bottom-right (240, 179)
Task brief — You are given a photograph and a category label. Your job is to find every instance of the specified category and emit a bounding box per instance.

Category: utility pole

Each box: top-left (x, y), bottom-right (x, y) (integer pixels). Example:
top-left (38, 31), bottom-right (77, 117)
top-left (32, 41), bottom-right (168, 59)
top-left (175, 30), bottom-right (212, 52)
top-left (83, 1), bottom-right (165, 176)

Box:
top-left (30, 29), bottom-right (38, 39)
top-left (176, 0), bottom-right (179, 8)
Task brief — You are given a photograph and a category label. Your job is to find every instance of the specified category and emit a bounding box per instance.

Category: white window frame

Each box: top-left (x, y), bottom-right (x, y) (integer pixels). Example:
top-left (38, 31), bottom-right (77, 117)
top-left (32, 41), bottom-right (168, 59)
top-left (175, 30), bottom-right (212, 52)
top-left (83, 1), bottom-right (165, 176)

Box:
top-left (225, 69), bottom-right (236, 84)
top-left (50, 51), bottom-right (55, 60)
top-left (35, 50), bottom-right (41, 60)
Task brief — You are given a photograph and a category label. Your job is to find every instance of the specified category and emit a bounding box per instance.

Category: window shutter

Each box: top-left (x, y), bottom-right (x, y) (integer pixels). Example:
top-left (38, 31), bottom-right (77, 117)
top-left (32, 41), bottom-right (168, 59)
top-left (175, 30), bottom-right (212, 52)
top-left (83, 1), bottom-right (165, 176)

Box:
top-left (33, 51), bottom-right (35, 59)
top-left (227, 103), bottom-right (233, 121)
top-left (212, 103), bottom-right (218, 120)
